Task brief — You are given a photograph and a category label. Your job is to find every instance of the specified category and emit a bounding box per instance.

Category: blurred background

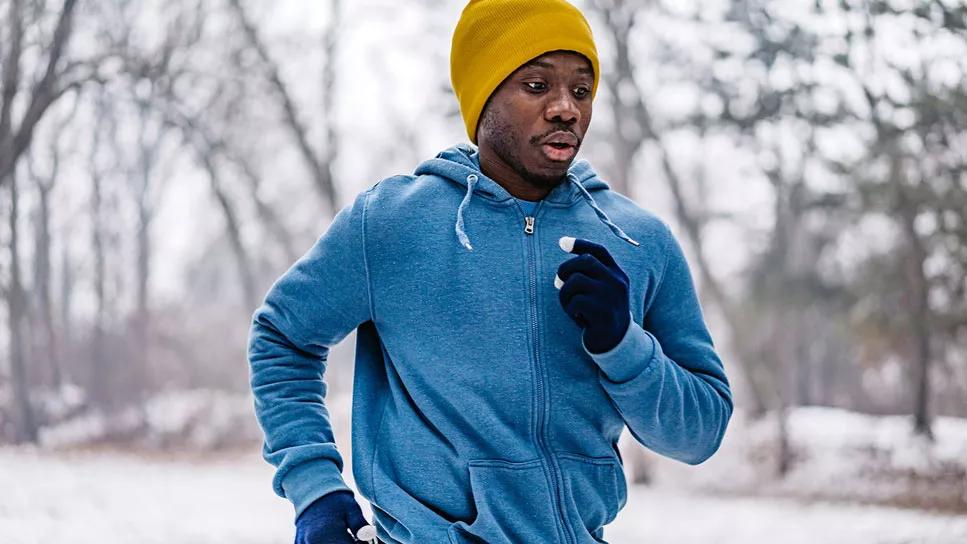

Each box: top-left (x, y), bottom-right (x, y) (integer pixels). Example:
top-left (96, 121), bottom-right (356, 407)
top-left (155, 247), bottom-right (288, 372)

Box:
top-left (1, 0), bottom-right (966, 542)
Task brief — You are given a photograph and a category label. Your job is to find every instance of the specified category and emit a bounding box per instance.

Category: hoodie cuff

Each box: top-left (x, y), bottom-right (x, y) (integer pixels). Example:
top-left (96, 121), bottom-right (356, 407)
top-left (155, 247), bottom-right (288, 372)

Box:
top-left (583, 311), bottom-right (658, 383)
top-left (282, 459), bottom-right (353, 520)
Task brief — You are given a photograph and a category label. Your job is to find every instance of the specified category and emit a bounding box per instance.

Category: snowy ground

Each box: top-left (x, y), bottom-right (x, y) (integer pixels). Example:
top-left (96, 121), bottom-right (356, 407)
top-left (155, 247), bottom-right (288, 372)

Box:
top-left (638, 406), bottom-right (967, 513)
top-left (1, 445), bottom-right (965, 544)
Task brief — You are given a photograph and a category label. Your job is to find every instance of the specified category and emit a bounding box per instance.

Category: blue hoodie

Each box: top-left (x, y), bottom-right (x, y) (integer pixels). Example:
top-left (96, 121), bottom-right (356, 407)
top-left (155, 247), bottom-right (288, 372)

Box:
top-left (248, 143), bottom-right (733, 544)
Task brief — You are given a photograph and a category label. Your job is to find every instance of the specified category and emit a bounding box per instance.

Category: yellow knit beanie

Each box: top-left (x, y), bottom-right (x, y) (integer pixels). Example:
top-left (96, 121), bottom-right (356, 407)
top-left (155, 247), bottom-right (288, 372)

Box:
top-left (450, 0), bottom-right (600, 144)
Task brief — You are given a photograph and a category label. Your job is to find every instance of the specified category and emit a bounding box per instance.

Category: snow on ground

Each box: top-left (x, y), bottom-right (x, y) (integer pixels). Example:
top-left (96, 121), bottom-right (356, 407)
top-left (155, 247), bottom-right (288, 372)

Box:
top-left (1, 445), bottom-right (965, 544)
top-left (641, 406), bottom-right (967, 513)
top-left (6, 392), bottom-right (967, 543)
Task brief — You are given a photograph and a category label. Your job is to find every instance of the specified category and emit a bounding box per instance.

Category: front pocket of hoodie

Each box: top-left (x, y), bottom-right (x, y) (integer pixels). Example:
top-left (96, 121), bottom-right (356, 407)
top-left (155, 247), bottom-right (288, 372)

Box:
top-left (447, 458), bottom-right (558, 544)
top-left (557, 453), bottom-right (627, 540)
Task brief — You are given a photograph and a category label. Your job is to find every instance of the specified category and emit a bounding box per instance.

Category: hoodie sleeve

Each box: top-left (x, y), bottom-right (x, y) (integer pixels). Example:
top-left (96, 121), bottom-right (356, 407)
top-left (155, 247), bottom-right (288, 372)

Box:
top-left (582, 222), bottom-right (733, 465)
top-left (247, 189), bottom-right (373, 519)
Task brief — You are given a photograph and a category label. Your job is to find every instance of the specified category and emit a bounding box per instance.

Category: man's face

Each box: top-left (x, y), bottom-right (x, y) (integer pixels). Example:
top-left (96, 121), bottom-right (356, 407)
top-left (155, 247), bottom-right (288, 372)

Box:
top-left (476, 50), bottom-right (594, 189)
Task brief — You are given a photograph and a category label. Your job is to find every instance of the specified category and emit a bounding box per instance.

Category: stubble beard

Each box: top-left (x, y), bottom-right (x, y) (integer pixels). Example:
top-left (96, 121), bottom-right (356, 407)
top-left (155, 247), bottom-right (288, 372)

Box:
top-left (480, 108), bottom-right (568, 192)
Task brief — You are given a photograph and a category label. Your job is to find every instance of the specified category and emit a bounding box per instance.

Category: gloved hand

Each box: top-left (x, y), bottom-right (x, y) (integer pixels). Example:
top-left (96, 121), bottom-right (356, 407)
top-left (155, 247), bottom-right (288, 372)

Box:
top-left (294, 490), bottom-right (373, 544)
top-left (555, 236), bottom-right (631, 354)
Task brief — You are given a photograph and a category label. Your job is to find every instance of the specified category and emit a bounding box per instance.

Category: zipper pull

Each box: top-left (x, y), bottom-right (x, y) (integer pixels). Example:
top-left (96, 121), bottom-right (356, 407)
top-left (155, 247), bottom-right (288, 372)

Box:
top-left (524, 216), bottom-right (535, 234)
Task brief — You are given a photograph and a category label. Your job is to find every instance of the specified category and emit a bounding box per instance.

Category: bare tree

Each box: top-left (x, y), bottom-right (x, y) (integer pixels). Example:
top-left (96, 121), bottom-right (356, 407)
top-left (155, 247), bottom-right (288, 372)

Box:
top-left (26, 94), bottom-right (80, 391)
top-left (188, 128), bottom-right (260, 310)
top-left (0, 0), bottom-right (92, 194)
top-left (114, 0), bottom-right (276, 313)
top-left (228, 0), bottom-right (342, 215)
top-left (157, 89), bottom-right (260, 310)
top-left (122, 84), bottom-right (176, 403)
top-left (831, 0), bottom-right (967, 438)
top-left (157, 69), bottom-right (298, 265)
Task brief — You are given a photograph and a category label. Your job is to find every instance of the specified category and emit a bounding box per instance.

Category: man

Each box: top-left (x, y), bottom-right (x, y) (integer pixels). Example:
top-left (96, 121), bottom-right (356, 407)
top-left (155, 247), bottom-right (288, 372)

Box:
top-left (247, 1), bottom-right (733, 543)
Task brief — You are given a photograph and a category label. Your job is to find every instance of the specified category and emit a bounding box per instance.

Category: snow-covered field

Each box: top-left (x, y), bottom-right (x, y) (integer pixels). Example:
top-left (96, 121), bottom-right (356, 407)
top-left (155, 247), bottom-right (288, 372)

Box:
top-left (1, 445), bottom-right (965, 544)
top-left (4, 392), bottom-right (967, 543)
top-left (640, 406), bottom-right (967, 513)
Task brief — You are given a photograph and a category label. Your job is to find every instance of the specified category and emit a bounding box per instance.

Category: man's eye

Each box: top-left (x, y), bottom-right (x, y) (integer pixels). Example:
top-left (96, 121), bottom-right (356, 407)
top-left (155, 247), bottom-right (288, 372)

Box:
top-left (525, 82), bottom-right (546, 91)
top-left (574, 87), bottom-right (590, 98)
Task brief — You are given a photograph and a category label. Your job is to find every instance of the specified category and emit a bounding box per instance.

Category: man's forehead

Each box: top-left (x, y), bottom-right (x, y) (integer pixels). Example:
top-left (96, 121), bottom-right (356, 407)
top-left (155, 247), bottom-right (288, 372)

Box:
top-left (521, 51), bottom-right (594, 75)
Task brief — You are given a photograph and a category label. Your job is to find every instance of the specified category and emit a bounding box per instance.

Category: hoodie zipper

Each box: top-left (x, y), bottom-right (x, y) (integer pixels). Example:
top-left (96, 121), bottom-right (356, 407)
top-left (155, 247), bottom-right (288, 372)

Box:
top-left (517, 200), bottom-right (574, 544)
top-left (524, 216), bottom-right (535, 234)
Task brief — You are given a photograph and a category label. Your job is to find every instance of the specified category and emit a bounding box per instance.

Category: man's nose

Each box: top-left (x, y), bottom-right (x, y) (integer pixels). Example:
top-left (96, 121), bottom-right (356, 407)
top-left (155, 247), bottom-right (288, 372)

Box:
top-left (544, 87), bottom-right (580, 125)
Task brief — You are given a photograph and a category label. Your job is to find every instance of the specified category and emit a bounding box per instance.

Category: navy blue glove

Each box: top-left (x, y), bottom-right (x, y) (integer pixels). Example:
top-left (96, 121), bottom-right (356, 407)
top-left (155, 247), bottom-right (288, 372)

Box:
top-left (555, 236), bottom-right (631, 354)
top-left (294, 490), bottom-right (371, 544)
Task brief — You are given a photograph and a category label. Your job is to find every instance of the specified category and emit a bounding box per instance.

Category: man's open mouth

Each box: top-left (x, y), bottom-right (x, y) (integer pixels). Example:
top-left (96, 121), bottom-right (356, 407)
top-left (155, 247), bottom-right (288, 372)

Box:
top-left (541, 142), bottom-right (577, 162)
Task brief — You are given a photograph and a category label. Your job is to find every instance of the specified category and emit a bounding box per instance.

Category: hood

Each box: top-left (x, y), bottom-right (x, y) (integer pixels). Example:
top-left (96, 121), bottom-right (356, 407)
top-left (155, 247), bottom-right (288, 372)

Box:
top-left (414, 143), bottom-right (640, 251)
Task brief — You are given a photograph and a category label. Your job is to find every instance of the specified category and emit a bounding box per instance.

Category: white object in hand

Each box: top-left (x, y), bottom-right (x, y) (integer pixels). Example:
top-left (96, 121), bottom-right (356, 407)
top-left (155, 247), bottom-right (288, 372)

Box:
top-left (559, 236), bottom-right (576, 252)
top-left (356, 524), bottom-right (377, 542)
top-left (555, 235), bottom-right (576, 289)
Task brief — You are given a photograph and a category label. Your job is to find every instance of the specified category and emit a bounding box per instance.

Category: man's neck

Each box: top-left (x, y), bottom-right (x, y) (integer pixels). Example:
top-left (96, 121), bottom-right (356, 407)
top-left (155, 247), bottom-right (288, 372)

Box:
top-left (478, 149), bottom-right (557, 201)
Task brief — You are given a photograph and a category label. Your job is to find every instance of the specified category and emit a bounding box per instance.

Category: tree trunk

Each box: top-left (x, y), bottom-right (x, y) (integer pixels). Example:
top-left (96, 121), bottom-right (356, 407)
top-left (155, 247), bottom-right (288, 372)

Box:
top-left (89, 116), bottom-right (108, 408)
top-left (897, 180), bottom-right (934, 440)
top-left (7, 171), bottom-right (38, 443)
top-left (134, 196), bottom-right (151, 404)
top-left (774, 306), bottom-right (793, 477)
top-left (132, 101), bottom-right (157, 406)
top-left (59, 243), bottom-right (73, 381)
top-left (776, 402), bottom-right (792, 477)
top-left (32, 175), bottom-right (63, 389)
